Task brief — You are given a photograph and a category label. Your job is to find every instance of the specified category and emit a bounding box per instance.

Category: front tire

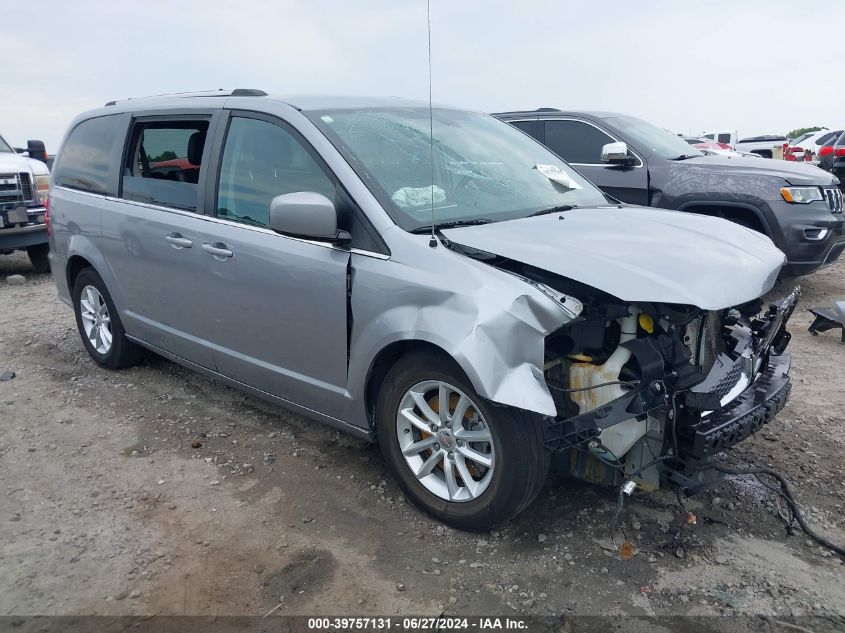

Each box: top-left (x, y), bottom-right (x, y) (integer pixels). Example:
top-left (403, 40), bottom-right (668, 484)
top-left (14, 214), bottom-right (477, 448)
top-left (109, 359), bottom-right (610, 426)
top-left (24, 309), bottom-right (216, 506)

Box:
top-left (27, 244), bottom-right (50, 274)
top-left (376, 352), bottom-right (550, 531)
top-left (72, 268), bottom-right (145, 369)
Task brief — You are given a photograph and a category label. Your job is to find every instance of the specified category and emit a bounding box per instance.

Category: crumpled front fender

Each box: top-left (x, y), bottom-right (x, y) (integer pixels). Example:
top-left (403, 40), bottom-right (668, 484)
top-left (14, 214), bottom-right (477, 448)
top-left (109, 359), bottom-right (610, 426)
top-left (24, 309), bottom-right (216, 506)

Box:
top-left (348, 248), bottom-right (572, 421)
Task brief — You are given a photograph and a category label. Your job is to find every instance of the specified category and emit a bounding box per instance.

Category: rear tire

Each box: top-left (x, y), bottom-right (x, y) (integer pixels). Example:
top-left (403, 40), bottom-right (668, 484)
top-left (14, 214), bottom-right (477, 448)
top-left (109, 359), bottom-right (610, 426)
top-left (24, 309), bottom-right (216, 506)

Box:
top-left (72, 268), bottom-right (145, 369)
top-left (27, 244), bottom-right (50, 274)
top-left (376, 351), bottom-right (550, 531)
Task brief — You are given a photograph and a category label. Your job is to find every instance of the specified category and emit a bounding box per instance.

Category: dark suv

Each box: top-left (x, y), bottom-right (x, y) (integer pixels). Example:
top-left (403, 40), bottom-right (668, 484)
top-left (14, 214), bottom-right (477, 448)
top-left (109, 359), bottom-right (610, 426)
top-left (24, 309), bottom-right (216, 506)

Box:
top-left (496, 110), bottom-right (844, 275)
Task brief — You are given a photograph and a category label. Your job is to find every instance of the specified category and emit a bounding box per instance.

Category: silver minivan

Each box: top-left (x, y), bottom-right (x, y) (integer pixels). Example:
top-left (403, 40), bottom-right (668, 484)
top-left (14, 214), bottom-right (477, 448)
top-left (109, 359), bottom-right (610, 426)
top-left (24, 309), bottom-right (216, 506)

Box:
top-left (49, 90), bottom-right (796, 530)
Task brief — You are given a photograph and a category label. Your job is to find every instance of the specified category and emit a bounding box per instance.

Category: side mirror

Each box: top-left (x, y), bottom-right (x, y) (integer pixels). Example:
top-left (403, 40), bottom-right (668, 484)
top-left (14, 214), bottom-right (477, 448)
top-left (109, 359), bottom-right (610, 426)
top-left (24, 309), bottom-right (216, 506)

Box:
top-left (27, 140), bottom-right (48, 162)
top-left (601, 141), bottom-right (633, 165)
top-left (268, 192), bottom-right (350, 243)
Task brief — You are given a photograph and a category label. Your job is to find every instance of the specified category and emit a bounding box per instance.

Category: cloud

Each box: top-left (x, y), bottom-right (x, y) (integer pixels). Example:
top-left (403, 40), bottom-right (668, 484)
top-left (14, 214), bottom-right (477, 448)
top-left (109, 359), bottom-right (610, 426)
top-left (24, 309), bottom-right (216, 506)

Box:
top-left (2, 0), bottom-right (842, 150)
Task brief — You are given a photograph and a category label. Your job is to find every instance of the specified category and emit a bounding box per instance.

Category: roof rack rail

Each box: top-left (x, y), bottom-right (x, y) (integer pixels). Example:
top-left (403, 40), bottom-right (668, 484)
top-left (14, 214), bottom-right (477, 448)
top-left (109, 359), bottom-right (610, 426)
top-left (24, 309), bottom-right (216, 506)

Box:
top-left (104, 88), bottom-right (267, 107)
top-left (231, 88), bottom-right (268, 97)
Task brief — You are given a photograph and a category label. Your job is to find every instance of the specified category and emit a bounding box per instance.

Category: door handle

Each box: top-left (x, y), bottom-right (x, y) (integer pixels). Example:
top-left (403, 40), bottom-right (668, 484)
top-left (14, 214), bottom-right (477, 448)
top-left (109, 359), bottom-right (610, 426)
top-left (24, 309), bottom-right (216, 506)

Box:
top-left (202, 242), bottom-right (234, 259)
top-left (165, 233), bottom-right (193, 249)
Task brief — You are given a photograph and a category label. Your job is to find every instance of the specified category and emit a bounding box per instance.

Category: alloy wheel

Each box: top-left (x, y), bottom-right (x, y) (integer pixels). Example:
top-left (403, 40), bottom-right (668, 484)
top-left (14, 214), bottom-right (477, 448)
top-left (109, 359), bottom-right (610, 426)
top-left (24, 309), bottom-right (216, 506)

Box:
top-left (79, 285), bottom-right (113, 355)
top-left (395, 380), bottom-right (495, 502)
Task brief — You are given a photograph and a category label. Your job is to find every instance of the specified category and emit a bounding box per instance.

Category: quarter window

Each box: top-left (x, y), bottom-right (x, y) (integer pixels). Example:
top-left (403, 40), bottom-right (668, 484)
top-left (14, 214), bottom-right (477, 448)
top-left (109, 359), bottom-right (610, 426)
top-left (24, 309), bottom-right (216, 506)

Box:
top-left (508, 120), bottom-right (540, 140)
top-left (53, 115), bottom-right (122, 194)
top-left (717, 133), bottom-right (732, 144)
top-left (543, 120), bottom-right (616, 164)
top-left (121, 120), bottom-right (209, 212)
top-left (217, 117), bottom-right (335, 228)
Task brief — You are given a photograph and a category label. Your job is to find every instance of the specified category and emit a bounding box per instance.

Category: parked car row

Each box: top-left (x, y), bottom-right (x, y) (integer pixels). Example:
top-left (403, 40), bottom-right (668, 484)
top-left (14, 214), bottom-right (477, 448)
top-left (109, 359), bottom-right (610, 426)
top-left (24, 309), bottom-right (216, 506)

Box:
top-left (45, 90), bottom-right (811, 529)
top-left (790, 129), bottom-right (842, 162)
top-left (700, 130), bottom-right (790, 158)
top-left (817, 130), bottom-right (845, 187)
top-left (682, 137), bottom-right (760, 158)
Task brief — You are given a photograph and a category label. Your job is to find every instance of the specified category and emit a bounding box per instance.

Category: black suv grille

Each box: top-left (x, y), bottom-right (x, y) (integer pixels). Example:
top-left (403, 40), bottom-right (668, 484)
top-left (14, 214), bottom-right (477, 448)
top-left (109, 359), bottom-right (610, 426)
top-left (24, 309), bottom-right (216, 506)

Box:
top-left (0, 172), bottom-right (34, 206)
top-left (824, 187), bottom-right (842, 214)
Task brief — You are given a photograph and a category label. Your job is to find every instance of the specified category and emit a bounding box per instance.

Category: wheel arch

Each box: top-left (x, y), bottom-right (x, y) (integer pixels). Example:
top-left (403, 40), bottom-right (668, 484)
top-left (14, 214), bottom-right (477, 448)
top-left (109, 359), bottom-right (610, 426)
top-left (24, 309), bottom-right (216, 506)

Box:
top-left (677, 201), bottom-right (774, 239)
top-left (66, 254), bottom-right (93, 294)
top-left (63, 235), bottom-right (127, 314)
top-left (364, 339), bottom-right (469, 428)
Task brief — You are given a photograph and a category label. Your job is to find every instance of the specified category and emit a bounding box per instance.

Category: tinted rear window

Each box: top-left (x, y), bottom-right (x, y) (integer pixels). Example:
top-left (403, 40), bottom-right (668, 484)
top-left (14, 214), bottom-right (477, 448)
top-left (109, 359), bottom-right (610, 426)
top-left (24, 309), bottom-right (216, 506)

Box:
top-left (53, 115), bottom-right (122, 194)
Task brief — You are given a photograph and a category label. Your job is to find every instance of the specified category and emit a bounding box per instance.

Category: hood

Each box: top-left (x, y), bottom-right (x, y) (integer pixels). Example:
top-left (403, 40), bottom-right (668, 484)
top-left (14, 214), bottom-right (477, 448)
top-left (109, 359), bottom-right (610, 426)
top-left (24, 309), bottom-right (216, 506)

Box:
top-left (0, 152), bottom-right (48, 176)
top-left (442, 206), bottom-right (785, 310)
top-left (681, 154), bottom-right (837, 186)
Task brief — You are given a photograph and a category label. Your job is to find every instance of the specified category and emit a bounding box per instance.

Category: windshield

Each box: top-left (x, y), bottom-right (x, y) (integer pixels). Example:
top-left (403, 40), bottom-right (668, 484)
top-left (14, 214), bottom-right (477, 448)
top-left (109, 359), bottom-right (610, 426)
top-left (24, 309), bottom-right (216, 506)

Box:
top-left (308, 107), bottom-right (610, 231)
top-left (610, 115), bottom-right (704, 160)
top-left (0, 133), bottom-right (13, 153)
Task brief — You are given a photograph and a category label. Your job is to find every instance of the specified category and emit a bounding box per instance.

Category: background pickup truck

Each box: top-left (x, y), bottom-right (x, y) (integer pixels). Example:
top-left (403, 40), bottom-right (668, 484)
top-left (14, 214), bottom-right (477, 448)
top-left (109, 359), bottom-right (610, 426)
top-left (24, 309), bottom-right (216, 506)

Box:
top-left (0, 133), bottom-right (51, 273)
top-left (701, 131), bottom-right (789, 158)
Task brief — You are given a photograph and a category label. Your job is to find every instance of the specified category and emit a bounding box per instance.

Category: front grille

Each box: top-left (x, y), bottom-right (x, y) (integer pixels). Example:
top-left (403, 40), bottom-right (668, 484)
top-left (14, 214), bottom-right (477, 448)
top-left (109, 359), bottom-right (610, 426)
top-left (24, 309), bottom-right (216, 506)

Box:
top-left (19, 173), bottom-right (32, 200)
top-left (0, 172), bottom-right (34, 206)
top-left (825, 187), bottom-right (843, 214)
top-left (685, 311), bottom-right (724, 375)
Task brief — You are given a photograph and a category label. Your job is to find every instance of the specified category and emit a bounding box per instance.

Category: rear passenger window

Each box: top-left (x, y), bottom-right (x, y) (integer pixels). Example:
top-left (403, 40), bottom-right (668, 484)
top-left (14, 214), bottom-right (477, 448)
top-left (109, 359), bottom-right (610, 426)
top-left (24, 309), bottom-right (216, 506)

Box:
top-left (54, 115), bottom-right (122, 194)
top-left (121, 120), bottom-right (209, 211)
top-left (217, 117), bottom-right (335, 228)
top-left (544, 120), bottom-right (616, 164)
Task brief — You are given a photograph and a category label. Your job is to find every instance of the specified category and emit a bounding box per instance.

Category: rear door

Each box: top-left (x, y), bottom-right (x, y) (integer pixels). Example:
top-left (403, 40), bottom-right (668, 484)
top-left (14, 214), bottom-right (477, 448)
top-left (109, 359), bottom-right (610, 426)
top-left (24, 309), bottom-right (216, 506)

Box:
top-left (197, 111), bottom-right (350, 415)
top-left (102, 113), bottom-right (219, 367)
top-left (541, 118), bottom-right (649, 205)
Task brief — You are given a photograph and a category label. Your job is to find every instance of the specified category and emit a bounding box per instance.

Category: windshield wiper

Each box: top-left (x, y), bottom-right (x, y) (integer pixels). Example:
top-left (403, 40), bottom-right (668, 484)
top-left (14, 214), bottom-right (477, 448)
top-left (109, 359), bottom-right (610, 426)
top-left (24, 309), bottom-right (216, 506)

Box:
top-left (412, 218), bottom-right (493, 233)
top-left (528, 204), bottom-right (578, 217)
top-left (670, 154), bottom-right (699, 161)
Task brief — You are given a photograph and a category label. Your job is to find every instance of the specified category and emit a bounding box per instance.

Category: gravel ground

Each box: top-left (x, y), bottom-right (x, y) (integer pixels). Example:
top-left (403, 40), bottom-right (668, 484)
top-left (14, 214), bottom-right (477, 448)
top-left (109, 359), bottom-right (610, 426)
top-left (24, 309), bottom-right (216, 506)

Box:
top-left (1, 250), bottom-right (843, 629)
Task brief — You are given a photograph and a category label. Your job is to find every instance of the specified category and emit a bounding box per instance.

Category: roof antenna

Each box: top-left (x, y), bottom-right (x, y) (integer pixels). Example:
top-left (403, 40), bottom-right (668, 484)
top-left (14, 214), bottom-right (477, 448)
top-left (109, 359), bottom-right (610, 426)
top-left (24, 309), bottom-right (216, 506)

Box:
top-left (426, 0), bottom-right (437, 248)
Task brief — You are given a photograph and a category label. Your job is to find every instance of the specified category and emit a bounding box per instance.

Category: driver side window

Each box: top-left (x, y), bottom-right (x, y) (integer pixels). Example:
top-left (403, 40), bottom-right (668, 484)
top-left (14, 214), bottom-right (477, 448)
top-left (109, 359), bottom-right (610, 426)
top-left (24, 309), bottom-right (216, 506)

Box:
top-left (543, 120), bottom-right (616, 165)
top-left (217, 117), bottom-right (336, 228)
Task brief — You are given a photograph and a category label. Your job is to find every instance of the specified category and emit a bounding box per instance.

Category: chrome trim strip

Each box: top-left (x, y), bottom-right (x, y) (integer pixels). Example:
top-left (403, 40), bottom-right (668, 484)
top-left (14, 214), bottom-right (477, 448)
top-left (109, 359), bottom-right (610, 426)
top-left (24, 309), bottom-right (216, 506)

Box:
top-left (200, 214), bottom-right (390, 259)
top-left (803, 228), bottom-right (829, 241)
top-left (58, 188), bottom-right (391, 261)
top-left (0, 223), bottom-right (46, 235)
top-left (54, 185), bottom-right (108, 200)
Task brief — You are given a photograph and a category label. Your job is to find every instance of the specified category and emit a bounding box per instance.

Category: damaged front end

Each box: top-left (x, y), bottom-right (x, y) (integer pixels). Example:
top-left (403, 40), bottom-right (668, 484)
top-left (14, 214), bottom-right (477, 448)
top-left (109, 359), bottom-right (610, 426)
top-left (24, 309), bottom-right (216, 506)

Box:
top-left (541, 285), bottom-right (799, 493)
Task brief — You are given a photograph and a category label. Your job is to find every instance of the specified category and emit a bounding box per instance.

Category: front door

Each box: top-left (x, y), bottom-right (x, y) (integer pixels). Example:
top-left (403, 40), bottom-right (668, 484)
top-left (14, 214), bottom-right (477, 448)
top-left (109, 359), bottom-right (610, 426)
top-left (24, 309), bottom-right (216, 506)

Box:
top-left (541, 118), bottom-right (649, 205)
top-left (198, 113), bottom-right (350, 416)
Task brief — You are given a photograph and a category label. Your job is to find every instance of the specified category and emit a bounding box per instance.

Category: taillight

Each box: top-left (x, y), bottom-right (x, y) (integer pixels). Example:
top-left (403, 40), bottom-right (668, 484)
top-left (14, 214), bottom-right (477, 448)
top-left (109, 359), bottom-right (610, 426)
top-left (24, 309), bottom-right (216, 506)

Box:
top-left (834, 147), bottom-right (845, 157)
top-left (819, 145), bottom-right (834, 157)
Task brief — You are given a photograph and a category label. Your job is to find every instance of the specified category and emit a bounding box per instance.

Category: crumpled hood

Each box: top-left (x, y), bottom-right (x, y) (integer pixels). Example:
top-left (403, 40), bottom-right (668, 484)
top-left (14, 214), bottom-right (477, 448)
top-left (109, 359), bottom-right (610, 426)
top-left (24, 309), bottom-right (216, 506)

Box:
top-left (443, 206), bottom-right (786, 310)
top-left (0, 152), bottom-right (48, 176)
top-left (682, 154), bottom-right (837, 186)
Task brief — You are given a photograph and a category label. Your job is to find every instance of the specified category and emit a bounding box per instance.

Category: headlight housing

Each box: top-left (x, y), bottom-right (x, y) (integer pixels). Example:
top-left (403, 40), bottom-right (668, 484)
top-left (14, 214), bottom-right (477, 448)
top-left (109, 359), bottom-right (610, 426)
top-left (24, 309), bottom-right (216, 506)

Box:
top-left (780, 186), bottom-right (823, 204)
top-left (34, 174), bottom-right (50, 205)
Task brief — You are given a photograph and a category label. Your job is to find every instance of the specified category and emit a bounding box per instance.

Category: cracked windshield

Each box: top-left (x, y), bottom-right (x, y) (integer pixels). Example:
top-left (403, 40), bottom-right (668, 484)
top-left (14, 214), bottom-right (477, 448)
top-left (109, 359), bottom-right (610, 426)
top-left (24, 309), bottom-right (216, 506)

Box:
top-left (310, 107), bottom-right (609, 231)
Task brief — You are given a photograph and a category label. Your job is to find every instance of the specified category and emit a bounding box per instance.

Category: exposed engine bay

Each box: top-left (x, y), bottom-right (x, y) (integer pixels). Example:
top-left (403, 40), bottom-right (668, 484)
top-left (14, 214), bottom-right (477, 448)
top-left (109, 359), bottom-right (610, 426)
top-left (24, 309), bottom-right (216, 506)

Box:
top-left (466, 249), bottom-right (799, 494)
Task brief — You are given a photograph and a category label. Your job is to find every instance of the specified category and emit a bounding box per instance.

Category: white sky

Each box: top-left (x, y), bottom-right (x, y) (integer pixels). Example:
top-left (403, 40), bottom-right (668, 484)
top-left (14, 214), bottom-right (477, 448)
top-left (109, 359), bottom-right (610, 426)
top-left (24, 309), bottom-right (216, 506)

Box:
top-left (3, 0), bottom-right (843, 151)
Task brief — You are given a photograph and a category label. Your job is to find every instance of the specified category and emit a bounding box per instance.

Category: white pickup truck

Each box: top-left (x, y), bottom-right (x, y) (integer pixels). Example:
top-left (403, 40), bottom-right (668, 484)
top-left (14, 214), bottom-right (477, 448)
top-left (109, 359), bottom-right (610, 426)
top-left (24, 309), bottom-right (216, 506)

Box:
top-left (0, 132), bottom-right (51, 272)
top-left (701, 131), bottom-right (788, 158)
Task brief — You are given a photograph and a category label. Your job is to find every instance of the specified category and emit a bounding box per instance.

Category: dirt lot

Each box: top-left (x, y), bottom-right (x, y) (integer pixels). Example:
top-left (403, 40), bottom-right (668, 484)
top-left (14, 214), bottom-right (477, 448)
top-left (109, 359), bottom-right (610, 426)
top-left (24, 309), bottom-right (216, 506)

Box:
top-left (1, 251), bottom-right (843, 629)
